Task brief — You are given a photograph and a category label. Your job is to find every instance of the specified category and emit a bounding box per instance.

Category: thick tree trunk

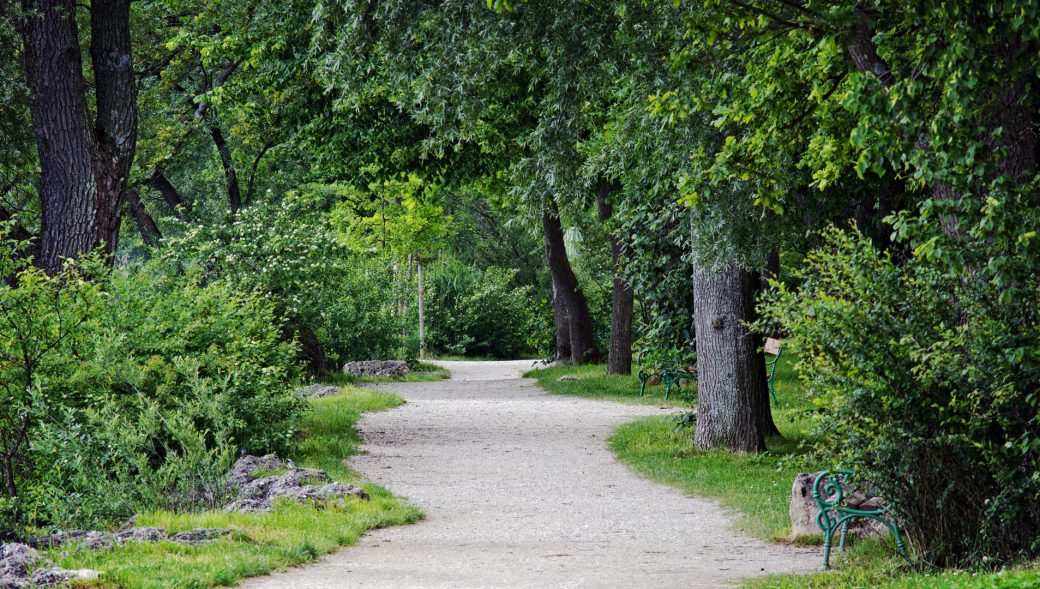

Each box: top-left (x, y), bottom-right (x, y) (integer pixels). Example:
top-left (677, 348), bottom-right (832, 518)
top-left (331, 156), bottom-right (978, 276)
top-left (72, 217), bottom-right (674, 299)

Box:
top-left (417, 259), bottom-right (426, 358)
top-left (21, 0), bottom-right (136, 273)
top-left (596, 183), bottom-right (633, 375)
top-left (551, 281), bottom-right (572, 363)
top-left (692, 261), bottom-right (773, 452)
top-left (21, 0), bottom-right (101, 274)
top-left (126, 190), bottom-right (162, 247)
top-left (90, 0), bottom-right (136, 255)
top-left (543, 199), bottom-right (599, 364)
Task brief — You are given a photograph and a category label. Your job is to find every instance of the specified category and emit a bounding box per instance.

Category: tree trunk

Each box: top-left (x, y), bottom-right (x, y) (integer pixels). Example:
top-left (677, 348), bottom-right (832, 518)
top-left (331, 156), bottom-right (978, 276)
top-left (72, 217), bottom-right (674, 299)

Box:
top-left (596, 183), bottom-right (633, 375)
top-left (90, 0), bottom-right (136, 255)
top-left (543, 199), bottom-right (599, 364)
top-left (21, 0), bottom-right (136, 274)
top-left (208, 124), bottom-right (242, 214)
top-left (692, 261), bottom-right (773, 452)
top-left (146, 169), bottom-right (191, 217)
top-left (417, 259), bottom-right (426, 359)
top-left (21, 0), bottom-right (102, 274)
top-left (126, 190), bottom-right (162, 247)
top-left (551, 281), bottom-right (572, 363)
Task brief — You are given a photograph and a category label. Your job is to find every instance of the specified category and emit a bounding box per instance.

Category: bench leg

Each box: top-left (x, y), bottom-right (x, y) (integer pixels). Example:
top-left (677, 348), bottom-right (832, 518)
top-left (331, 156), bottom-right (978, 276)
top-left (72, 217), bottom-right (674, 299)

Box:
top-left (838, 519), bottom-right (850, 551)
top-left (664, 379), bottom-right (674, 400)
top-left (821, 524), bottom-right (835, 570)
top-left (888, 520), bottom-right (911, 564)
top-left (639, 377), bottom-right (647, 397)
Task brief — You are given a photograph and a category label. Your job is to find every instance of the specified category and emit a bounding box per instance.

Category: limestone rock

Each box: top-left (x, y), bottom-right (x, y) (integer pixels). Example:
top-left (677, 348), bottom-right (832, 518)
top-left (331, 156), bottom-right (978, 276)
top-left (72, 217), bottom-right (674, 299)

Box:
top-left (228, 453), bottom-right (286, 486)
top-left (170, 528), bottom-right (230, 545)
top-left (342, 360), bottom-right (409, 378)
top-left (297, 384), bottom-right (341, 399)
top-left (114, 527), bottom-right (167, 544)
top-left (0, 543), bottom-right (95, 588)
top-left (224, 465), bottom-right (367, 513)
top-left (28, 530), bottom-right (113, 551)
top-left (556, 375), bottom-right (581, 382)
top-left (789, 472), bottom-right (888, 540)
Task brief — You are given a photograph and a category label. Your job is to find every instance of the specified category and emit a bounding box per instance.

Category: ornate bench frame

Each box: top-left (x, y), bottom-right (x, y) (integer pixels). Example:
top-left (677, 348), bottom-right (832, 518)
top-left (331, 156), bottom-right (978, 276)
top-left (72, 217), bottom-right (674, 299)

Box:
top-left (813, 470), bottom-right (911, 569)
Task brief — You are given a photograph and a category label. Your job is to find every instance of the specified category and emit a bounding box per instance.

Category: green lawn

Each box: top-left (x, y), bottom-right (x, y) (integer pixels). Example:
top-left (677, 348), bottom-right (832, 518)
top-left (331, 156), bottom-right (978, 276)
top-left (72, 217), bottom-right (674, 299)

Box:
top-left (533, 356), bottom-right (1039, 588)
top-left (524, 363), bottom-right (693, 407)
top-left (51, 387), bottom-right (421, 589)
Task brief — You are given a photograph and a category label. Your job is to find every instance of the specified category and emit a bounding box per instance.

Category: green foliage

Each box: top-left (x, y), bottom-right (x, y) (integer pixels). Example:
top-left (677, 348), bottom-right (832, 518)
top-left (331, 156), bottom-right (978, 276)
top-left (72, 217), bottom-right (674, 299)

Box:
top-left (46, 387), bottom-right (421, 589)
top-left (162, 188), bottom-right (402, 366)
top-left (0, 228), bottom-right (304, 532)
top-left (760, 227), bottom-right (1040, 568)
top-left (425, 260), bottom-right (538, 359)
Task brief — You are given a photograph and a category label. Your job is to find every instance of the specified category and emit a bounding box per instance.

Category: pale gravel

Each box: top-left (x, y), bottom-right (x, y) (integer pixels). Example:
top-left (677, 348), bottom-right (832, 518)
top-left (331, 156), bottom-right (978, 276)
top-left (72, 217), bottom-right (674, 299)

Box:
top-left (237, 360), bottom-right (817, 588)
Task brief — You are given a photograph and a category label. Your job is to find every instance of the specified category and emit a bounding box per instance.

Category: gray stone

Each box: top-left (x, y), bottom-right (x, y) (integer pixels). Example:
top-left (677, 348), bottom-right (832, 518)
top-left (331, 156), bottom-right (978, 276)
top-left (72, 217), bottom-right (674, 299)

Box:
top-left (342, 360), bottom-right (409, 378)
top-left (0, 543), bottom-right (89, 588)
top-left (224, 465), bottom-right (367, 513)
top-left (556, 375), bottom-right (581, 382)
top-left (170, 528), bottom-right (231, 545)
top-left (297, 384), bottom-right (341, 399)
top-left (27, 530), bottom-right (112, 551)
top-left (113, 527), bottom-right (168, 544)
top-left (789, 472), bottom-right (887, 540)
top-left (228, 453), bottom-right (286, 486)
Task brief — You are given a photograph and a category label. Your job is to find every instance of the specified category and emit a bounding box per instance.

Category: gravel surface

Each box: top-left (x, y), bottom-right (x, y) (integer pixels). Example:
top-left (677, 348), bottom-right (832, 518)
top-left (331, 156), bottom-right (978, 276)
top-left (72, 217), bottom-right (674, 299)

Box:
top-left (238, 360), bottom-right (817, 588)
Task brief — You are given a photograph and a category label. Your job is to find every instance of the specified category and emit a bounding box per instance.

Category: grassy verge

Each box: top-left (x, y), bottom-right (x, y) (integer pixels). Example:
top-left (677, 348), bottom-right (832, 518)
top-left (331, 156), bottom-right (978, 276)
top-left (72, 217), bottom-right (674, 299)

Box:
top-left (51, 386), bottom-right (421, 589)
top-left (537, 357), bottom-right (1037, 588)
top-left (523, 363), bottom-right (693, 407)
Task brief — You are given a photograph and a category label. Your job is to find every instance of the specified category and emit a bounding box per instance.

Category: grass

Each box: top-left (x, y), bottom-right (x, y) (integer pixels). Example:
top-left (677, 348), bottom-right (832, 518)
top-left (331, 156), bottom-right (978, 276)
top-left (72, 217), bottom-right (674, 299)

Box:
top-left (524, 363), bottom-right (694, 407)
top-left (51, 386), bottom-right (421, 589)
top-left (534, 356), bottom-right (1040, 588)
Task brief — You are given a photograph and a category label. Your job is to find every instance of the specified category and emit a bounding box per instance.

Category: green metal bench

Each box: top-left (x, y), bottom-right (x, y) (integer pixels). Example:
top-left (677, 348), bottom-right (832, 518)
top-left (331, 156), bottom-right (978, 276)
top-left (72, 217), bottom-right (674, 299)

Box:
top-left (764, 337), bottom-right (784, 406)
top-left (813, 470), bottom-right (911, 570)
top-left (637, 349), bottom-right (697, 401)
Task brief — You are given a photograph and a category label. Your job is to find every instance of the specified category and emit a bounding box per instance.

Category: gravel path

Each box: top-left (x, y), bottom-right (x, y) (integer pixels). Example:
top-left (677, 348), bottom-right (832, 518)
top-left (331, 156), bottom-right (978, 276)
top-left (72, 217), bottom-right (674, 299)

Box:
top-left (239, 360), bottom-right (817, 588)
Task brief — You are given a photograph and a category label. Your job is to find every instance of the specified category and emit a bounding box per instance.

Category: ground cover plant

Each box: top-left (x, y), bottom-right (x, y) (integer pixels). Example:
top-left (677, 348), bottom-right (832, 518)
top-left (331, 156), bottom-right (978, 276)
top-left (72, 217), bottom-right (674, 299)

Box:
top-left (46, 387), bottom-right (421, 589)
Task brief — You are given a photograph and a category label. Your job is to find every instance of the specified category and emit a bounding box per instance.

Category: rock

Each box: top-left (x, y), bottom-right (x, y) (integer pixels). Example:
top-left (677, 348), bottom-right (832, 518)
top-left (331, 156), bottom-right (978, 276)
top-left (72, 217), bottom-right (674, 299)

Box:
top-left (556, 375), bottom-right (581, 382)
top-left (0, 543), bottom-right (82, 588)
top-left (170, 528), bottom-right (230, 545)
top-left (66, 569), bottom-right (104, 581)
top-left (342, 360), bottom-right (409, 378)
top-left (789, 472), bottom-right (821, 538)
top-left (297, 384), bottom-right (341, 399)
top-left (0, 544), bottom-right (42, 579)
top-left (27, 530), bottom-right (113, 551)
top-left (114, 527), bottom-right (167, 544)
top-left (224, 466), bottom-right (368, 513)
top-left (789, 472), bottom-right (887, 540)
top-left (228, 453), bottom-right (286, 486)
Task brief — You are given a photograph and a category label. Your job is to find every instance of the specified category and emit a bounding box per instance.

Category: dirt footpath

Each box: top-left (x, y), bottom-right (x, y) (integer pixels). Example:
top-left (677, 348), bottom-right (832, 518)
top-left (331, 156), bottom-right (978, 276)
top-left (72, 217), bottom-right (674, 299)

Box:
top-left (237, 360), bottom-right (816, 588)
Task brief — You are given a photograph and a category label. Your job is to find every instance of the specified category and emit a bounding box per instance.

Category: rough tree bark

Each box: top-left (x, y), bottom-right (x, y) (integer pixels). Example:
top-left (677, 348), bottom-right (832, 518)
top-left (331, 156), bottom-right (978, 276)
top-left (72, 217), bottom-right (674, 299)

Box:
top-left (551, 281), bottom-right (572, 363)
top-left (595, 183), bottom-right (633, 375)
top-left (20, 0), bottom-right (136, 274)
top-left (208, 124), bottom-right (242, 214)
top-left (542, 199), bottom-right (599, 364)
top-left (692, 262), bottom-right (775, 452)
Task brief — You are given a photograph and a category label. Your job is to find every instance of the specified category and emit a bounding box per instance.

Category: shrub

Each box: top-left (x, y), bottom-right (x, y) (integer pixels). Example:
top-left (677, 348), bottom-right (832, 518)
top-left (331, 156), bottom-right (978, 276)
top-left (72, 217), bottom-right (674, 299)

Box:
top-left (0, 227), bottom-right (304, 532)
top-left (161, 187), bottom-right (402, 371)
top-left (425, 261), bottom-right (536, 359)
top-left (760, 227), bottom-right (1040, 568)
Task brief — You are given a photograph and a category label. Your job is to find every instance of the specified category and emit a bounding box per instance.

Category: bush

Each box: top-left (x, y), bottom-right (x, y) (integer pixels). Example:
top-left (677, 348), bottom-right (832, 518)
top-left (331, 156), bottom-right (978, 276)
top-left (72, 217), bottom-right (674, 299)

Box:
top-left (760, 227), bottom-right (1040, 568)
top-left (425, 261), bottom-right (536, 358)
top-left (161, 187), bottom-right (402, 372)
top-left (0, 228), bottom-right (304, 532)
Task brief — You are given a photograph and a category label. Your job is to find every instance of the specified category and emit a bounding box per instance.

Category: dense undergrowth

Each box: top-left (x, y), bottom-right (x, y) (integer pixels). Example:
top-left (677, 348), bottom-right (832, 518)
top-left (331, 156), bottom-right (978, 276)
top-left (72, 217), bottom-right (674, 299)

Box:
top-left (47, 387), bottom-right (421, 589)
